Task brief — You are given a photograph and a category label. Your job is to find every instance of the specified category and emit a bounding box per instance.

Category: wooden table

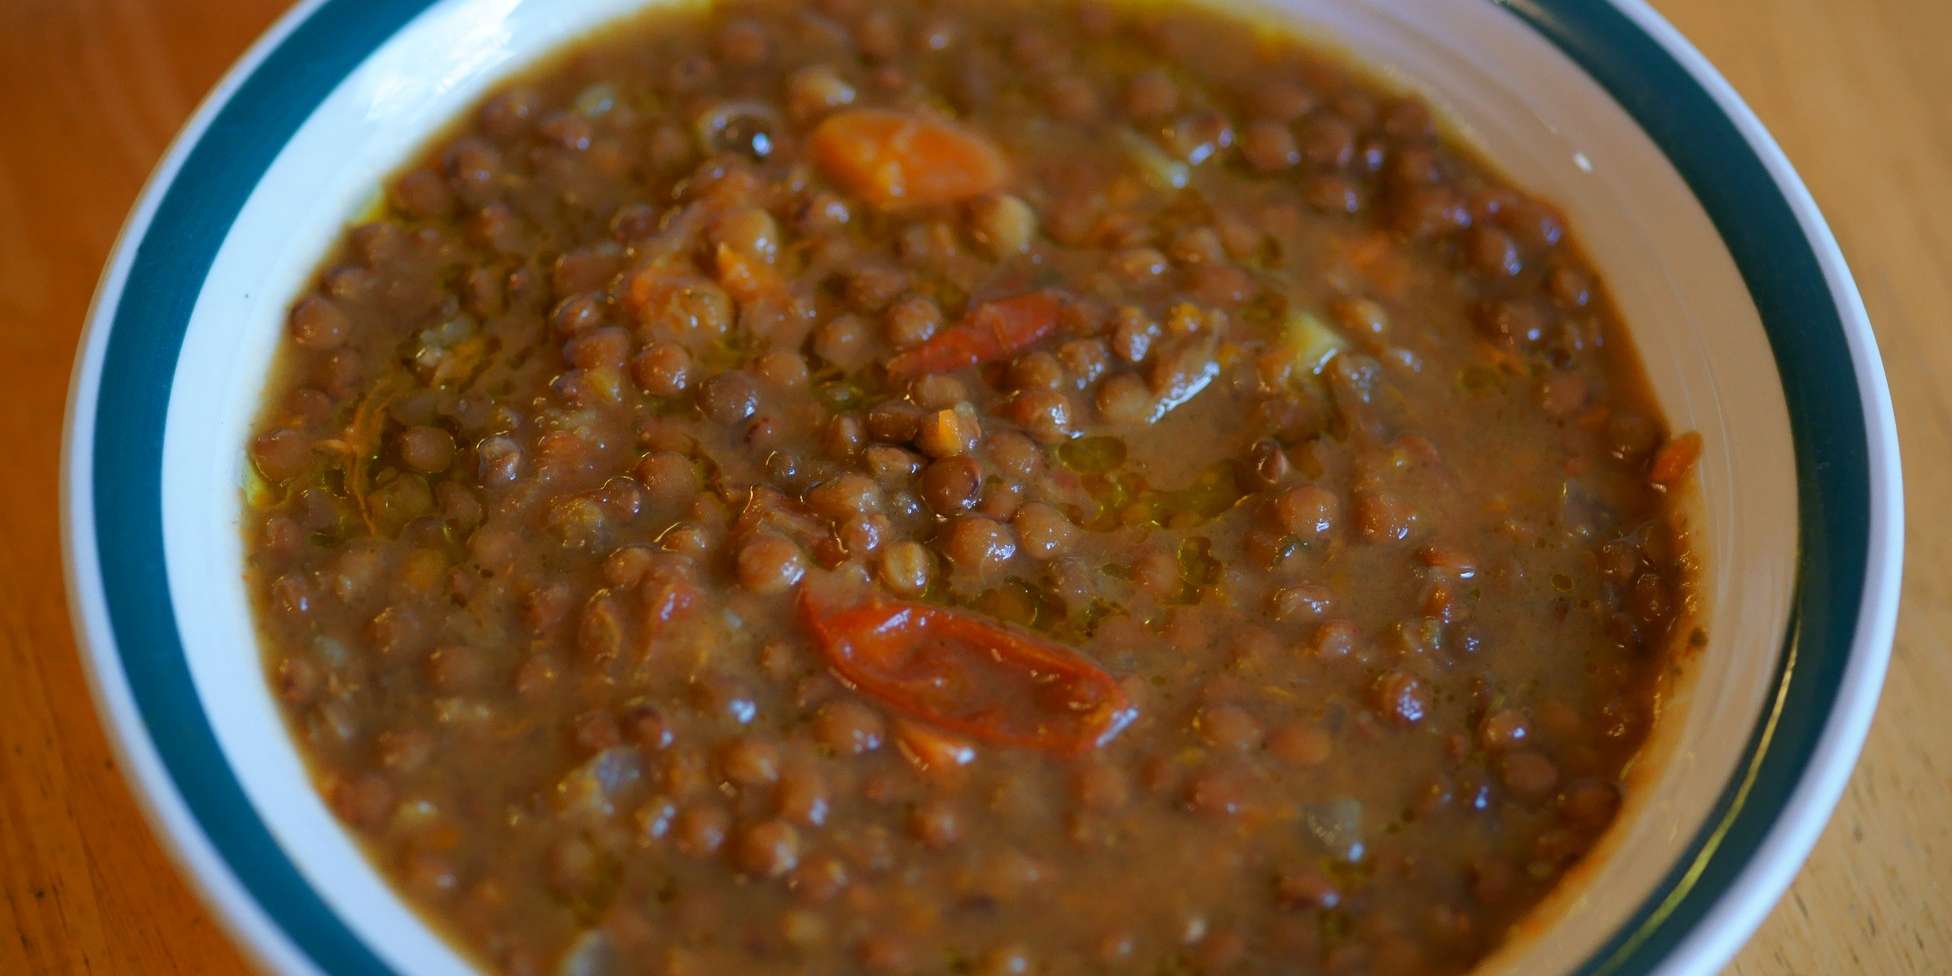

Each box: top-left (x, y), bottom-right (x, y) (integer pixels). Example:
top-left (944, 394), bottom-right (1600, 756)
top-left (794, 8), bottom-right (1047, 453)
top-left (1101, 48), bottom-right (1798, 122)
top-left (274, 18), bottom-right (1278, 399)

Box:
top-left (2, 0), bottom-right (1945, 972)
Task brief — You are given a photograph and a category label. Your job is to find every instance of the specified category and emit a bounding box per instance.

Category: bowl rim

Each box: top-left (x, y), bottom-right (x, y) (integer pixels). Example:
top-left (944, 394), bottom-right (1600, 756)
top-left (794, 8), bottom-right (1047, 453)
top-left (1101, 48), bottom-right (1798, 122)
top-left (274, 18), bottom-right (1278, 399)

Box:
top-left (59, 0), bottom-right (1903, 974)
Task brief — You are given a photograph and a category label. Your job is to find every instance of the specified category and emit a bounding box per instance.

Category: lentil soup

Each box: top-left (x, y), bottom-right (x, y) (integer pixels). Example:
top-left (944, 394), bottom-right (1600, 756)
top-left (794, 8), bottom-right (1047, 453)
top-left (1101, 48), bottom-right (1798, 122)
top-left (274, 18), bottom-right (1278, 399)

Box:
top-left (242, 1), bottom-right (1703, 973)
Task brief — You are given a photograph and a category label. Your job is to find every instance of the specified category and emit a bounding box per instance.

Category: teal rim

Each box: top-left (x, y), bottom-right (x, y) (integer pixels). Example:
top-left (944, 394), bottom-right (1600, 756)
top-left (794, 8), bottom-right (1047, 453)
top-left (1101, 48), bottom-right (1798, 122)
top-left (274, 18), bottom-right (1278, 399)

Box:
top-left (1498, 3), bottom-right (1872, 972)
top-left (75, 1), bottom-right (1876, 973)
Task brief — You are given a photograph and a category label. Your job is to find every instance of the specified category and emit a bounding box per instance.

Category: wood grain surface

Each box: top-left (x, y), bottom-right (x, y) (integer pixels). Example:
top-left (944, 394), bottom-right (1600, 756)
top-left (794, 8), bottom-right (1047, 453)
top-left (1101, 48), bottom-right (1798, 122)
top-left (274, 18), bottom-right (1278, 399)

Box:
top-left (1, 1), bottom-right (1944, 972)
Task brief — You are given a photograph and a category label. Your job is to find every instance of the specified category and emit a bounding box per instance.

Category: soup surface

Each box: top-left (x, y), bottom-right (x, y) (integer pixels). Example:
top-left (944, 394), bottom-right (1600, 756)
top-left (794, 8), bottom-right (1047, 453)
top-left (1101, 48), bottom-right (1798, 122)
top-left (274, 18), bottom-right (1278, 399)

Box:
top-left (243, 1), bottom-right (1703, 972)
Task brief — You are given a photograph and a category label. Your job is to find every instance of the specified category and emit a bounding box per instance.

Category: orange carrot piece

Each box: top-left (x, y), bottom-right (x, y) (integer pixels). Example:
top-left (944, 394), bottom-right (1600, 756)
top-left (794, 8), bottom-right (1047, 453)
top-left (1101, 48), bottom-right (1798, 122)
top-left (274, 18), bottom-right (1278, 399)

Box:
top-left (623, 262), bottom-right (681, 315)
top-left (713, 243), bottom-right (781, 304)
top-left (808, 108), bottom-right (1008, 210)
top-left (1649, 431), bottom-right (1703, 485)
top-left (1342, 231), bottom-right (1411, 298)
top-left (886, 292), bottom-right (1063, 378)
top-left (1344, 231), bottom-right (1391, 269)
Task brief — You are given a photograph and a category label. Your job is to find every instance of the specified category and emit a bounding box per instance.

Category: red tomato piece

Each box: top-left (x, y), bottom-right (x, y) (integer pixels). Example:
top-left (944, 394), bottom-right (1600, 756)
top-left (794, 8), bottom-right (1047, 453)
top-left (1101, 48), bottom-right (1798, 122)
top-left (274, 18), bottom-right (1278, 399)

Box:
top-left (886, 292), bottom-right (1064, 379)
top-left (798, 590), bottom-right (1136, 755)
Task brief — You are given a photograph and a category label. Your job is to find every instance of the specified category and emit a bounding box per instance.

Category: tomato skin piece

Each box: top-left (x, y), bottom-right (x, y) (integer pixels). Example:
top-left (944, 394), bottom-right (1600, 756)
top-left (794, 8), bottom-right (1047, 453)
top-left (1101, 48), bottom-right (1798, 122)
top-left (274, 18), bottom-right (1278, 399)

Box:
top-left (798, 590), bottom-right (1136, 755)
top-left (644, 577), bottom-right (698, 629)
top-left (807, 108), bottom-right (1009, 210)
top-left (886, 292), bottom-right (1064, 379)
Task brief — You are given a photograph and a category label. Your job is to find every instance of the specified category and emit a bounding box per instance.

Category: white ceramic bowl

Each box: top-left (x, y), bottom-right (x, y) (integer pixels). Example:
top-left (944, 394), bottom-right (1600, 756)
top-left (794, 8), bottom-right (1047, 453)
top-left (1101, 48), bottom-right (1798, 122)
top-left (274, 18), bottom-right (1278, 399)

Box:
top-left (62, 0), bottom-right (1903, 973)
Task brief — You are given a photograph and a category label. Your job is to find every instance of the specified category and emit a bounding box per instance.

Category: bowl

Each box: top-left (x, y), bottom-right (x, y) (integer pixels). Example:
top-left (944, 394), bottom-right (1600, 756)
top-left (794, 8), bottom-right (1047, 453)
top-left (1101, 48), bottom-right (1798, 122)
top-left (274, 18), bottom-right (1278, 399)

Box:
top-left (61, 0), bottom-right (1903, 973)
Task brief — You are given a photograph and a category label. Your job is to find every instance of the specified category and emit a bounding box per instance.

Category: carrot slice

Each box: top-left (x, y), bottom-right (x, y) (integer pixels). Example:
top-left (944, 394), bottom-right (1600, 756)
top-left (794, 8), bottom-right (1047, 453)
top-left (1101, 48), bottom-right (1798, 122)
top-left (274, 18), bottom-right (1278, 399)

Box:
top-left (798, 590), bottom-right (1136, 755)
top-left (713, 242), bottom-right (781, 304)
top-left (887, 291), bottom-right (1063, 378)
top-left (1649, 431), bottom-right (1703, 486)
top-left (807, 108), bottom-right (1009, 210)
top-left (1340, 230), bottom-right (1411, 299)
